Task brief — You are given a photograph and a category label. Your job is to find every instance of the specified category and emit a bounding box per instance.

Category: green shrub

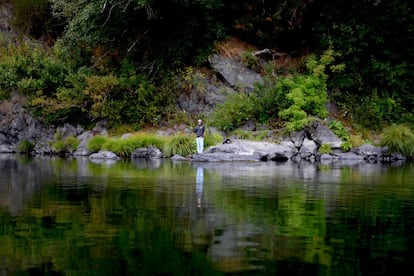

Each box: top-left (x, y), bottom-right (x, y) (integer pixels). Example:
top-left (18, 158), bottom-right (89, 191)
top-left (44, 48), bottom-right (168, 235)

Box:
top-left (52, 140), bottom-right (66, 152)
top-left (87, 135), bottom-right (109, 153)
top-left (0, 43), bottom-right (69, 95)
top-left (0, 42), bottom-right (175, 127)
top-left (17, 139), bottom-right (34, 154)
top-left (319, 143), bottom-right (332, 154)
top-left (251, 79), bottom-right (289, 125)
top-left (162, 134), bottom-right (194, 157)
top-left (380, 124), bottom-right (414, 158)
top-left (278, 75), bottom-right (328, 132)
top-left (339, 92), bottom-right (405, 130)
top-left (329, 120), bottom-right (351, 151)
top-left (210, 92), bottom-right (256, 132)
top-left (65, 136), bottom-right (80, 151)
top-left (204, 132), bottom-right (223, 147)
top-left (340, 141), bottom-right (352, 152)
top-left (277, 51), bottom-right (337, 132)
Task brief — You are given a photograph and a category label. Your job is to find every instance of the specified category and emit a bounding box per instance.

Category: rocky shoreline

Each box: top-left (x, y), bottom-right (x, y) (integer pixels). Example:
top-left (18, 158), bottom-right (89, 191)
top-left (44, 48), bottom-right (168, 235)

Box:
top-left (0, 113), bottom-right (404, 165)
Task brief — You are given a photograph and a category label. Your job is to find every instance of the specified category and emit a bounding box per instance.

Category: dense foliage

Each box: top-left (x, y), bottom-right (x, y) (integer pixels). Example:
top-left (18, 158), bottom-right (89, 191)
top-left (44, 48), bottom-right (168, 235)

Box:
top-left (0, 43), bottom-right (176, 127)
top-left (2, 0), bottom-right (413, 132)
top-left (211, 49), bottom-right (336, 133)
top-left (310, 0), bottom-right (414, 128)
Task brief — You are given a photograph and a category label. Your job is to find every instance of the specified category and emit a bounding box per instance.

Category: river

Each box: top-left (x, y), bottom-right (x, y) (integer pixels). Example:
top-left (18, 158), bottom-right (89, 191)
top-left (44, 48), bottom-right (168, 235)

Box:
top-left (0, 155), bottom-right (413, 275)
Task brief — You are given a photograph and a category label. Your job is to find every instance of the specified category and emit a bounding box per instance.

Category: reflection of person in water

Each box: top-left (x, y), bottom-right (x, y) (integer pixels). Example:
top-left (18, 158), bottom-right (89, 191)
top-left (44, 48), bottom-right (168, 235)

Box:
top-left (196, 166), bottom-right (204, 207)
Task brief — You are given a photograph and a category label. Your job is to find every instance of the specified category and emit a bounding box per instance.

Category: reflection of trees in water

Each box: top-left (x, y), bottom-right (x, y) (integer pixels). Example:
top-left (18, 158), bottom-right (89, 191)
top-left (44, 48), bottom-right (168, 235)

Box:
top-left (2, 157), bottom-right (411, 274)
top-left (179, 161), bottom-right (349, 273)
top-left (131, 158), bottom-right (162, 169)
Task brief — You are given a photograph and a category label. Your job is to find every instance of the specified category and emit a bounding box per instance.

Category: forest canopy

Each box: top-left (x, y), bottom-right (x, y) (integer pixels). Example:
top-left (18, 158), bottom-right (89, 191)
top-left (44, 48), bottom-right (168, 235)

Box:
top-left (2, 0), bottom-right (414, 130)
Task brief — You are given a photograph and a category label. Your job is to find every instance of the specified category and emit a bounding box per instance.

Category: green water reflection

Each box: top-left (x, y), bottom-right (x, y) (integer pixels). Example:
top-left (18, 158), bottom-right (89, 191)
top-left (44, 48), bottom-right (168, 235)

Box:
top-left (0, 156), bottom-right (413, 275)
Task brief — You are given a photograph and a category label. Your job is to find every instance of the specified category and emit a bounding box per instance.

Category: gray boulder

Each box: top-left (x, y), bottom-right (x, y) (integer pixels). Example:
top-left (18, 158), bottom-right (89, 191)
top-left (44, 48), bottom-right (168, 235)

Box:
top-left (208, 54), bottom-right (263, 92)
top-left (74, 131), bottom-right (94, 156)
top-left (352, 144), bottom-right (387, 162)
top-left (131, 146), bottom-right (163, 159)
top-left (0, 93), bottom-right (53, 152)
top-left (306, 121), bottom-right (343, 148)
top-left (190, 139), bottom-right (295, 162)
top-left (298, 138), bottom-right (318, 161)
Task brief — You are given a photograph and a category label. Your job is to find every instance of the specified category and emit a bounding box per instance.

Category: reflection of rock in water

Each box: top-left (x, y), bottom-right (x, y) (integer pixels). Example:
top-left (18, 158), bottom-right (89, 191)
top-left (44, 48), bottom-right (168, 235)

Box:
top-left (0, 156), bottom-right (40, 215)
top-left (88, 158), bottom-right (118, 165)
top-left (0, 156), bottom-right (107, 216)
top-left (131, 158), bottom-right (162, 169)
top-left (192, 160), bottom-right (392, 184)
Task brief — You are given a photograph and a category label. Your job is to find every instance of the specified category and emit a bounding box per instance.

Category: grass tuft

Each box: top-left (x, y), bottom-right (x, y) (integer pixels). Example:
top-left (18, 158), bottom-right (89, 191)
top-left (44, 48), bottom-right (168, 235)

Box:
top-left (380, 124), bottom-right (414, 158)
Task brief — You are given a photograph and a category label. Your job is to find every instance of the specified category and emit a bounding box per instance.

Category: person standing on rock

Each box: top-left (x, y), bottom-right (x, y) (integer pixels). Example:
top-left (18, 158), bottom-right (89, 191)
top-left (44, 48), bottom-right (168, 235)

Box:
top-left (193, 119), bottom-right (205, 154)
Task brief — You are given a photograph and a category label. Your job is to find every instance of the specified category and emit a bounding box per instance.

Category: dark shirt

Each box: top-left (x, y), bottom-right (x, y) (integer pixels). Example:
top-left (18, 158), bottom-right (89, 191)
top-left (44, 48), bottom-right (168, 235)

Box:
top-left (193, 124), bottom-right (205, 137)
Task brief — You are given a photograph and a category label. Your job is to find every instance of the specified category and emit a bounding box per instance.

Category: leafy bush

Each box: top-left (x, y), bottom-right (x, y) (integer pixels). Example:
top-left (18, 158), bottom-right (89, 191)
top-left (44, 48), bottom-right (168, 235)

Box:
top-left (278, 53), bottom-right (332, 132)
top-left (380, 124), bottom-right (414, 159)
top-left (316, 2), bottom-right (414, 129)
top-left (318, 143), bottom-right (332, 154)
top-left (65, 136), bottom-right (80, 151)
top-left (329, 120), bottom-right (348, 139)
top-left (211, 50), bottom-right (334, 132)
top-left (210, 92), bottom-right (256, 132)
top-left (251, 79), bottom-right (289, 124)
top-left (52, 140), bottom-right (66, 152)
top-left (338, 91), bottom-right (406, 130)
top-left (0, 42), bottom-right (175, 127)
top-left (329, 120), bottom-right (351, 151)
top-left (81, 72), bottom-right (175, 127)
top-left (0, 43), bottom-right (69, 96)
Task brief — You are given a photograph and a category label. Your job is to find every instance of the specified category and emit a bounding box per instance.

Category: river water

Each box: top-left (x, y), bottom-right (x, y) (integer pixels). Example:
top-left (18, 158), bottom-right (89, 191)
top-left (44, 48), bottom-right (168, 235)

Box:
top-left (0, 155), bottom-right (413, 275)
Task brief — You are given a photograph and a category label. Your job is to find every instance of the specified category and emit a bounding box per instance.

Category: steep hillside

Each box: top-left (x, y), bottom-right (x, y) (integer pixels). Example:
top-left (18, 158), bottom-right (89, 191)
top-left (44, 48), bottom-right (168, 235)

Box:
top-left (0, 1), bottom-right (12, 39)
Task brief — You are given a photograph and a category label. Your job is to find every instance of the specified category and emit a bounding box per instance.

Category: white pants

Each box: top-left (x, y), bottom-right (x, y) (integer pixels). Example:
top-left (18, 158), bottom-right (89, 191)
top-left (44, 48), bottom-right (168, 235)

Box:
top-left (196, 137), bottom-right (204, 154)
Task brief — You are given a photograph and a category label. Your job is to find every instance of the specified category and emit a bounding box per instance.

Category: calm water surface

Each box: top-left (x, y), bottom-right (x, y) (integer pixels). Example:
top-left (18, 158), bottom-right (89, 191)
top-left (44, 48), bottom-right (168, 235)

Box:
top-left (0, 155), bottom-right (413, 275)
